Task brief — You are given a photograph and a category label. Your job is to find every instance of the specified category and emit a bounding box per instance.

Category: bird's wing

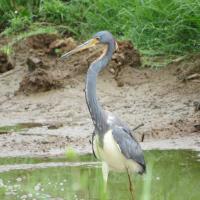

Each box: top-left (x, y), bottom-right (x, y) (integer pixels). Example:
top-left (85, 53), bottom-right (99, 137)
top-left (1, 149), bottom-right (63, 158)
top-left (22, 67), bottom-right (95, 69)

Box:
top-left (112, 126), bottom-right (145, 169)
top-left (105, 111), bottom-right (132, 135)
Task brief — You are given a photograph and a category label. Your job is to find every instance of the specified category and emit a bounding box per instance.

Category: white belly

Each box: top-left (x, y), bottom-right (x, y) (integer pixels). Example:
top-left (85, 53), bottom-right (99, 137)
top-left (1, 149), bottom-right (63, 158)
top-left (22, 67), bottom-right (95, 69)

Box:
top-left (93, 130), bottom-right (141, 172)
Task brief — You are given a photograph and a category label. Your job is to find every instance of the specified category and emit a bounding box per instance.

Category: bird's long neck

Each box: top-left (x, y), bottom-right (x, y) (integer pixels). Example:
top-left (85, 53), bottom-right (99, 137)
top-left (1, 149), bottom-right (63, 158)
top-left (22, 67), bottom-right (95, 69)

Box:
top-left (85, 44), bottom-right (114, 133)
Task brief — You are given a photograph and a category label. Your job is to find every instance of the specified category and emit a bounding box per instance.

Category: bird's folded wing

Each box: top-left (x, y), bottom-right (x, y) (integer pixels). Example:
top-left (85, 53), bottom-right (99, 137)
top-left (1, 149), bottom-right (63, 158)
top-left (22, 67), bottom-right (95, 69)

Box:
top-left (112, 126), bottom-right (145, 167)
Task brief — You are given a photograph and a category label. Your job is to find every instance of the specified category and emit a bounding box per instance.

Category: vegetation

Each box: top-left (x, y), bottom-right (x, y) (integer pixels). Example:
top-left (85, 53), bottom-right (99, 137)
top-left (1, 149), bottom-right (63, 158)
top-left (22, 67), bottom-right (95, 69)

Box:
top-left (0, 123), bottom-right (45, 134)
top-left (0, 0), bottom-right (200, 55)
top-left (0, 151), bottom-right (200, 199)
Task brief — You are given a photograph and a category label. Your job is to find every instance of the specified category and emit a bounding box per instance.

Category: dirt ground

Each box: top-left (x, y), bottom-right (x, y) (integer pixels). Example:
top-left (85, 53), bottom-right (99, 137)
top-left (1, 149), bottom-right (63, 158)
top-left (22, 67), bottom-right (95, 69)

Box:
top-left (0, 34), bottom-right (200, 157)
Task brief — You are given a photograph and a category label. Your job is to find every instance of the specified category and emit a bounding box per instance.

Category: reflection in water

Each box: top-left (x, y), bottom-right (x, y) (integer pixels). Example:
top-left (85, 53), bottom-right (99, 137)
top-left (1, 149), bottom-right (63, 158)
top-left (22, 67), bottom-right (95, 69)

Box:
top-left (0, 150), bottom-right (199, 200)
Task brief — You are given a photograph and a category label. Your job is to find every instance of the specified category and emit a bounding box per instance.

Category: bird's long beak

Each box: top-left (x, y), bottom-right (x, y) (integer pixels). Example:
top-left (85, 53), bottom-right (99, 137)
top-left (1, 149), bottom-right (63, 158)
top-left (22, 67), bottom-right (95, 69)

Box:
top-left (60, 38), bottom-right (99, 59)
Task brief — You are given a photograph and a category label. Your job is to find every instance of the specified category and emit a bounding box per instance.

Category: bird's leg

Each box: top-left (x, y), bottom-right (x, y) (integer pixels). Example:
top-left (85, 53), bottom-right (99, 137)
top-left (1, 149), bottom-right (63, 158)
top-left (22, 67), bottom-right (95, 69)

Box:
top-left (126, 168), bottom-right (135, 200)
top-left (102, 162), bottom-right (109, 191)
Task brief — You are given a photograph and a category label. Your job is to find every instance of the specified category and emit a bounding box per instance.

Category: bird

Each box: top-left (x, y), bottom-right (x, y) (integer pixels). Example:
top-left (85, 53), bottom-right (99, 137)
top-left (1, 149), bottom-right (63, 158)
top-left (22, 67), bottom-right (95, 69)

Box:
top-left (61, 31), bottom-right (146, 191)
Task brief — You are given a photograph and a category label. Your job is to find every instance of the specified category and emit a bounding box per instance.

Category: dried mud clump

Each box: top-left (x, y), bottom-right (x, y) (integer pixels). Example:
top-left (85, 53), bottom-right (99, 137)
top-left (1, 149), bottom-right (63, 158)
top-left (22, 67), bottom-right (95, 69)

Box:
top-left (16, 34), bottom-right (78, 94)
top-left (115, 40), bottom-right (141, 67)
top-left (109, 40), bottom-right (141, 78)
top-left (175, 54), bottom-right (200, 82)
top-left (27, 34), bottom-right (77, 56)
top-left (18, 69), bottom-right (62, 94)
top-left (26, 56), bottom-right (49, 72)
top-left (0, 51), bottom-right (14, 73)
top-left (48, 37), bottom-right (77, 55)
top-left (27, 33), bottom-right (58, 50)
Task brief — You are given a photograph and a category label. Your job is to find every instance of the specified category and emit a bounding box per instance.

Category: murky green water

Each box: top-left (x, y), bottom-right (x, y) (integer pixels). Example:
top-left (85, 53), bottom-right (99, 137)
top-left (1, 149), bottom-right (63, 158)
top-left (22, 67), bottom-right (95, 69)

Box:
top-left (0, 150), bottom-right (199, 200)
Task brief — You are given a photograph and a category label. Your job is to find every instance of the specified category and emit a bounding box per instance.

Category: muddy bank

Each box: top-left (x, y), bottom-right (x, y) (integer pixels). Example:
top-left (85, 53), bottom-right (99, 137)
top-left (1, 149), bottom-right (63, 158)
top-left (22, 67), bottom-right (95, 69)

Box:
top-left (0, 132), bottom-right (199, 158)
top-left (0, 51), bottom-right (14, 73)
top-left (0, 33), bottom-right (200, 157)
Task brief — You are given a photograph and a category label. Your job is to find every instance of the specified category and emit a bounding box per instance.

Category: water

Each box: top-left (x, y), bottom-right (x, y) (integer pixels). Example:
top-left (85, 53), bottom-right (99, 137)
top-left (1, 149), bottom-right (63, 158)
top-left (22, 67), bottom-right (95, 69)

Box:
top-left (0, 150), bottom-right (199, 200)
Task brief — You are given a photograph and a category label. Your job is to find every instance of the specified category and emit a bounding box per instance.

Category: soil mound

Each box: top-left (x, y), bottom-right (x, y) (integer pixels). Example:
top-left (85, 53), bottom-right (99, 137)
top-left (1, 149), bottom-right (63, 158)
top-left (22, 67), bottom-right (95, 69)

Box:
top-left (108, 41), bottom-right (141, 81)
top-left (26, 56), bottom-right (49, 72)
top-left (15, 34), bottom-right (143, 93)
top-left (173, 54), bottom-right (200, 82)
top-left (27, 34), bottom-right (77, 56)
top-left (48, 37), bottom-right (77, 55)
top-left (18, 68), bottom-right (62, 94)
top-left (115, 40), bottom-right (141, 67)
top-left (0, 51), bottom-right (14, 73)
top-left (16, 34), bottom-right (78, 94)
top-left (27, 33), bottom-right (59, 50)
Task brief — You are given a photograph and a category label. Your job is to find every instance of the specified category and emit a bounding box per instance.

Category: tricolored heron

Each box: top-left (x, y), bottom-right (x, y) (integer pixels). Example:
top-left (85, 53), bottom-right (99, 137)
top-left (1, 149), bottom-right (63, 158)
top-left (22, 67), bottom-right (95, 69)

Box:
top-left (61, 31), bottom-right (146, 191)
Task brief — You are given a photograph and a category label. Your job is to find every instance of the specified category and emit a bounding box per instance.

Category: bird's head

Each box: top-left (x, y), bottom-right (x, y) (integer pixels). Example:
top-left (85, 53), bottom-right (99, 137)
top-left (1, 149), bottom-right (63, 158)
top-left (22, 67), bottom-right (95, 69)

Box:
top-left (61, 31), bottom-right (118, 59)
top-left (93, 31), bottom-right (116, 45)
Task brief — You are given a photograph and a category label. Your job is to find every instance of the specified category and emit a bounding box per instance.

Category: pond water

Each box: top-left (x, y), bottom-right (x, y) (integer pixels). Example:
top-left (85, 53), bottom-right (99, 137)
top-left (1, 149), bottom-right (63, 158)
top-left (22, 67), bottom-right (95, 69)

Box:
top-left (0, 150), bottom-right (199, 200)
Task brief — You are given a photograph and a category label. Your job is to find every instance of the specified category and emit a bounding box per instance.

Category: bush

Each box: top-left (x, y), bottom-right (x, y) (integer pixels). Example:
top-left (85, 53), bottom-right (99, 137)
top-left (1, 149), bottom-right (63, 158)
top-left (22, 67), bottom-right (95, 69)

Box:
top-left (3, 15), bottom-right (31, 35)
top-left (81, 0), bottom-right (200, 54)
top-left (0, 0), bottom-right (200, 55)
top-left (0, 0), bottom-right (41, 34)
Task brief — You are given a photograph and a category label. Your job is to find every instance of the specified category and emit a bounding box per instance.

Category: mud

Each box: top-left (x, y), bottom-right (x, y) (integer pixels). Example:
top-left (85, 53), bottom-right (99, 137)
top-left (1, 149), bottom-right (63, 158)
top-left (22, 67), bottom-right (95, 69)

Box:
top-left (173, 54), bottom-right (200, 82)
top-left (17, 68), bottom-right (62, 94)
top-left (0, 33), bottom-right (200, 157)
top-left (27, 33), bottom-right (59, 50)
top-left (0, 51), bottom-right (14, 73)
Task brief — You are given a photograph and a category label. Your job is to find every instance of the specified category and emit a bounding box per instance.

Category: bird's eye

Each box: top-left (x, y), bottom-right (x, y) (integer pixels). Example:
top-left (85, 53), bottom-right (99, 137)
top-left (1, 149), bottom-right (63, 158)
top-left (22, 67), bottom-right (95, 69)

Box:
top-left (95, 37), bottom-right (100, 41)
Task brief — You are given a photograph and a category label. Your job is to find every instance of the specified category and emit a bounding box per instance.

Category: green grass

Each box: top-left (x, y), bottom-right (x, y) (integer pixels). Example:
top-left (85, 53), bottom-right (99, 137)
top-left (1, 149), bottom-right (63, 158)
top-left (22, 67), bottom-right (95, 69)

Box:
top-left (0, 45), bottom-right (13, 55)
top-left (2, 15), bottom-right (31, 35)
top-left (0, 0), bottom-right (41, 32)
top-left (0, 0), bottom-right (200, 55)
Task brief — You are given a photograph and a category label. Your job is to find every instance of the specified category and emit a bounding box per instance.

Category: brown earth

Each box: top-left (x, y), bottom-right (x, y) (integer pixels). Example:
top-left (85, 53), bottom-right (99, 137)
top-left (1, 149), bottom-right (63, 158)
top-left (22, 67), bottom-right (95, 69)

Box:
top-left (0, 33), bottom-right (200, 157)
top-left (0, 51), bottom-right (14, 73)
